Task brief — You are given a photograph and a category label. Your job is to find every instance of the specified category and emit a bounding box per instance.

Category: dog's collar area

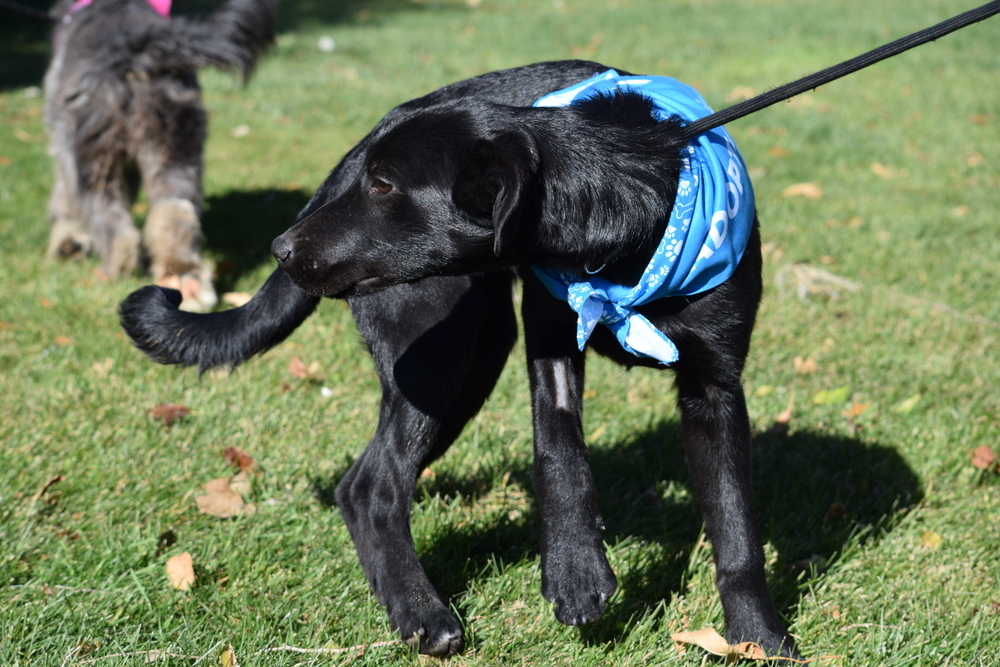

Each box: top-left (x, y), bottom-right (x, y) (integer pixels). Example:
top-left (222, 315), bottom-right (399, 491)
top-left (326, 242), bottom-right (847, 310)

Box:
top-left (531, 71), bottom-right (755, 364)
top-left (65, 0), bottom-right (171, 22)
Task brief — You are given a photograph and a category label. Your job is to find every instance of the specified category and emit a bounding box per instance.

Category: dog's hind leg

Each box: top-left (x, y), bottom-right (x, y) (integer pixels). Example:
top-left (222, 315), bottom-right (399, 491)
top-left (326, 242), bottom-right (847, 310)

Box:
top-left (143, 194), bottom-right (215, 312)
top-left (521, 275), bottom-right (618, 627)
top-left (77, 180), bottom-right (142, 279)
top-left (335, 273), bottom-right (516, 656)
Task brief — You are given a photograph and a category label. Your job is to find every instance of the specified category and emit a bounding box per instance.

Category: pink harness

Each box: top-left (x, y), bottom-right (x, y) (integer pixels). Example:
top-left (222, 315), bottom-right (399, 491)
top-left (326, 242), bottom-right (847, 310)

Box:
top-left (65, 0), bottom-right (171, 21)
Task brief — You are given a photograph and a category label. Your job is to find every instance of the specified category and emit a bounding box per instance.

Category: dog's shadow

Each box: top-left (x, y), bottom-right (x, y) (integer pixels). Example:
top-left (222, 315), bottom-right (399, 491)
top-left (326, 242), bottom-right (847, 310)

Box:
top-left (317, 421), bottom-right (922, 647)
top-left (200, 188), bottom-right (311, 291)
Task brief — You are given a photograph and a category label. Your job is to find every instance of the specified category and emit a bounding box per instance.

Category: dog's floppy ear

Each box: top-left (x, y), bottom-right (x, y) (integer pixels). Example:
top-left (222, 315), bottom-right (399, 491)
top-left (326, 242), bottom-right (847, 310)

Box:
top-left (453, 130), bottom-right (538, 256)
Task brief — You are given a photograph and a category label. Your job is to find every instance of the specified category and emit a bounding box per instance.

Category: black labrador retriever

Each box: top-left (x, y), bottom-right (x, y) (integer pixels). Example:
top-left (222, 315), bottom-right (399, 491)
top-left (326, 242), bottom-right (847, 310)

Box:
top-left (120, 60), bottom-right (795, 658)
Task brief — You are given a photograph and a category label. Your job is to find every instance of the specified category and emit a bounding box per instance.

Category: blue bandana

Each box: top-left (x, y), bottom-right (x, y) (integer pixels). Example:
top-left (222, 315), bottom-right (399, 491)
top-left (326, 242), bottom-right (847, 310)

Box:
top-left (531, 70), bottom-right (755, 364)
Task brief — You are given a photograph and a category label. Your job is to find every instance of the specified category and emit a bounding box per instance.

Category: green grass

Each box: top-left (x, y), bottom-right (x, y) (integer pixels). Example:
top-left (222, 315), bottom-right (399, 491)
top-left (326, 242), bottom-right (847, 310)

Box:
top-left (2, 0), bottom-right (1000, 664)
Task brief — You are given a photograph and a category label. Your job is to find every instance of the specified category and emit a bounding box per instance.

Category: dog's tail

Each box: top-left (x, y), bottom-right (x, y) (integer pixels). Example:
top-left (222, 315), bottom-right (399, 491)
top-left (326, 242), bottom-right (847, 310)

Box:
top-left (119, 267), bottom-right (320, 372)
top-left (133, 0), bottom-right (278, 81)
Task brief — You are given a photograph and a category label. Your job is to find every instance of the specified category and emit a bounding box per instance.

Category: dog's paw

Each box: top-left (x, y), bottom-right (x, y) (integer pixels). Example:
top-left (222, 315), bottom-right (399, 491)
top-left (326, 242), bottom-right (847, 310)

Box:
top-left (47, 219), bottom-right (91, 260)
top-left (394, 603), bottom-right (463, 657)
top-left (542, 547), bottom-right (617, 626)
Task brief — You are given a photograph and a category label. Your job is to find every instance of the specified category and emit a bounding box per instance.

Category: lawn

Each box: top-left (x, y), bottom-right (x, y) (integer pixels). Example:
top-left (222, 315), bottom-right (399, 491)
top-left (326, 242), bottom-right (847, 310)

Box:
top-left (1, 0), bottom-right (999, 665)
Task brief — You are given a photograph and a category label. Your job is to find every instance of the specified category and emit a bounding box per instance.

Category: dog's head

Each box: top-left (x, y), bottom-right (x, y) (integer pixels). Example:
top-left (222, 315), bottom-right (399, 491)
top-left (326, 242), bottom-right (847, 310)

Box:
top-left (271, 102), bottom-right (539, 298)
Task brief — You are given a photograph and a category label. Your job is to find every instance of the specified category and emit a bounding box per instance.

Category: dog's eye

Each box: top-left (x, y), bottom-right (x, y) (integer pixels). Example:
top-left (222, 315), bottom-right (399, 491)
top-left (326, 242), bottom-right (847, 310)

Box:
top-left (371, 178), bottom-right (393, 194)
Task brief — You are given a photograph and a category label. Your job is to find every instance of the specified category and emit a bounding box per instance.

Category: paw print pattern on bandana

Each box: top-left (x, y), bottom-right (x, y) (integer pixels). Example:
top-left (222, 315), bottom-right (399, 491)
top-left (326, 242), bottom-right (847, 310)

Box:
top-left (532, 71), bottom-right (755, 364)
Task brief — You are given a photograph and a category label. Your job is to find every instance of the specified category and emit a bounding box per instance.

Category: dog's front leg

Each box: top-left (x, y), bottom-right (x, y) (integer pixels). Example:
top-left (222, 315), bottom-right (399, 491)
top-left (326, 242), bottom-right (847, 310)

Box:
top-left (522, 277), bottom-right (617, 626)
top-left (336, 275), bottom-right (516, 656)
top-left (673, 369), bottom-right (798, 657)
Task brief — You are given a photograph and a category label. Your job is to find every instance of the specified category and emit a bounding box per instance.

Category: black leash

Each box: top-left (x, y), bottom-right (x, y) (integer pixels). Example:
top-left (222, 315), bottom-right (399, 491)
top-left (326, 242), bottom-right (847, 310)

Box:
top-left (0, 0), bottom-right (54, 22)
top-left (679, 0), bottom-right (1000, 141)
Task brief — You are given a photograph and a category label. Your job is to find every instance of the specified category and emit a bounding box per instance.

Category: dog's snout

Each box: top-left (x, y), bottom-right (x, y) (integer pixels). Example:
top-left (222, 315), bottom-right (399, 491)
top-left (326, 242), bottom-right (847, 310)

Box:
top-left (271, 234), bottom-right (293, 264)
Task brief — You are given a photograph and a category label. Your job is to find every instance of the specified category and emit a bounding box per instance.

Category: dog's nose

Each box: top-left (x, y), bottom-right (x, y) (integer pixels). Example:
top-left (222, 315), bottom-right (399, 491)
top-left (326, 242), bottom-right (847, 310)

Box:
top-left (271, 234), bottom-right (292, 264)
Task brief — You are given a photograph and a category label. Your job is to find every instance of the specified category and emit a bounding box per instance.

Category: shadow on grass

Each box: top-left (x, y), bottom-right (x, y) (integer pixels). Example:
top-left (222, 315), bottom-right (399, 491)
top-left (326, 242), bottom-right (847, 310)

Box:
top-left (200, 188), bottom-right (311, 291)
top-left (0, 0), bottom-right (450, 91)
top-left (316, 420), bottom-right (922, 650)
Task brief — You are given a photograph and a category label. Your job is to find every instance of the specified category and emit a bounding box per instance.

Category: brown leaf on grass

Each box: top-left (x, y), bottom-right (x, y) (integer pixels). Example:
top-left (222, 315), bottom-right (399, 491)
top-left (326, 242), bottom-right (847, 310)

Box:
top-left (149, 404), bottom-right (190, 425)
top-left (870, 162), bottom-right (908, 179)
top-left (220, 644), bottom-right (240, 667)
top-left (224, 446), bottom-right (259, 473)
top-left (165, 552), bottom-right (195, 591)
top-left (724, 85), bottom-right (758, 102)
top-left (842, 402), bottom-right (870, 419)
top-left (921, 530), bottom-right (943, 551)
top-left (195, 476), bottom-right (256, 518)
top-left (768, 393), bottom-right (795, 437)
top-left (782, 182), bottom-right (823, 200)
top-left (222, 292), bottom-right (252, 307)
top-left (671, 627), bottom-right (768, 661)
top-left (793, 356), bottom-right (817, 374)
top-left (289, 356), bottom-right (320, 379)
top-left (971, 445), bottom-right (998, 472)
top-left (53, 335), bottom-right (73, 346)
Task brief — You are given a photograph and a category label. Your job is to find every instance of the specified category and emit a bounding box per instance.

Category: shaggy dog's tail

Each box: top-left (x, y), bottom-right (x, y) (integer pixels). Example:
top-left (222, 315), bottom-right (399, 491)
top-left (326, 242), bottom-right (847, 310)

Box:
top-left (119, 268), bottom-right (319, 371)
top-left (131, 0), bottom-right (277, 81)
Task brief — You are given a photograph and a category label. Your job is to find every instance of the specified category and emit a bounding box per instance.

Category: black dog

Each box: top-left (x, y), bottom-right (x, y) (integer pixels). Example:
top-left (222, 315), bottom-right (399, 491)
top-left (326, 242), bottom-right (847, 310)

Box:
top-left (120, 61), bottom-right (795, 658)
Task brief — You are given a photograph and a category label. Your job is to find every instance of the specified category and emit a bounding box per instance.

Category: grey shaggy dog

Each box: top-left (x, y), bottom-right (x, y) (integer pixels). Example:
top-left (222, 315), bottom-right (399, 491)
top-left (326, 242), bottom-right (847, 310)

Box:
top-left (44, 0), bottom-right (277, 310)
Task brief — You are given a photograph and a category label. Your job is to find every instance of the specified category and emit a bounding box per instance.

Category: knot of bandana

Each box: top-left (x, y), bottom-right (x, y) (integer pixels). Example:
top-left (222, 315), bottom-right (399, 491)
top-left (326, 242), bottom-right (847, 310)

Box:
top-left (531, 70), bottom-right (755, 364)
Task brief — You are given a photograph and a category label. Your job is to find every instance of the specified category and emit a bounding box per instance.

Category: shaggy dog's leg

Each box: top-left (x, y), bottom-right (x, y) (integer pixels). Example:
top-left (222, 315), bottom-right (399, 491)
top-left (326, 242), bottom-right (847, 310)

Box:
top-left (143, 196), bottom-right (215, 312)
top-left (137, 80), bottom-right (215, 312)
top-left (46, 130), bottom-right (91, 260)
top-left (335, 274), bottom-right (516, 656)
top-left (78, 183), bottom-right (142, 279)
top-left (521, 275), bottom-right (617, 626)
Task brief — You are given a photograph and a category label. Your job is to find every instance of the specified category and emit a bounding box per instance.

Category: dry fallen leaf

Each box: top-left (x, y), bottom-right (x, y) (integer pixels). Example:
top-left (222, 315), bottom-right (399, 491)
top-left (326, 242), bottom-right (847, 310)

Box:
top-left (892, 393), bottom-right (921, 414)
top-left (220, 644), bottom-right (240, 667)
top-left (811, 386), bottom-right (851, 406)
top-left (842, 402), bottom-right (870, 419)
top-left (671, 626), bottom-right (768, 661)
top-left (793, 356), bottom-right (817, 374)
top-left (224, 446), bottom-right (259, 473)
top-left (971, 445), bottom-right (998, 472)
top-left (870, 162), bottom-right (905, 179)
top-left (724, 85), bottom-right (758, 102)
top-left (222, 292), bottom-right (252, 307)
top-left (768, 393), bottom-right (795, 437)
top-left (782, 182), bottom-right (823, 200)
top-left (166, 552), bottom-right (195, 591)
top-left (195, 476), bottom-right (256, 518)
top-left (921, 530), bottom-right (943, 551)
top-left (149, 404), bottom-right (191, 425)
top-left (289, 356), bottom-right (320, 380)
top-left (53, 335), bottom-right (73, 346)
